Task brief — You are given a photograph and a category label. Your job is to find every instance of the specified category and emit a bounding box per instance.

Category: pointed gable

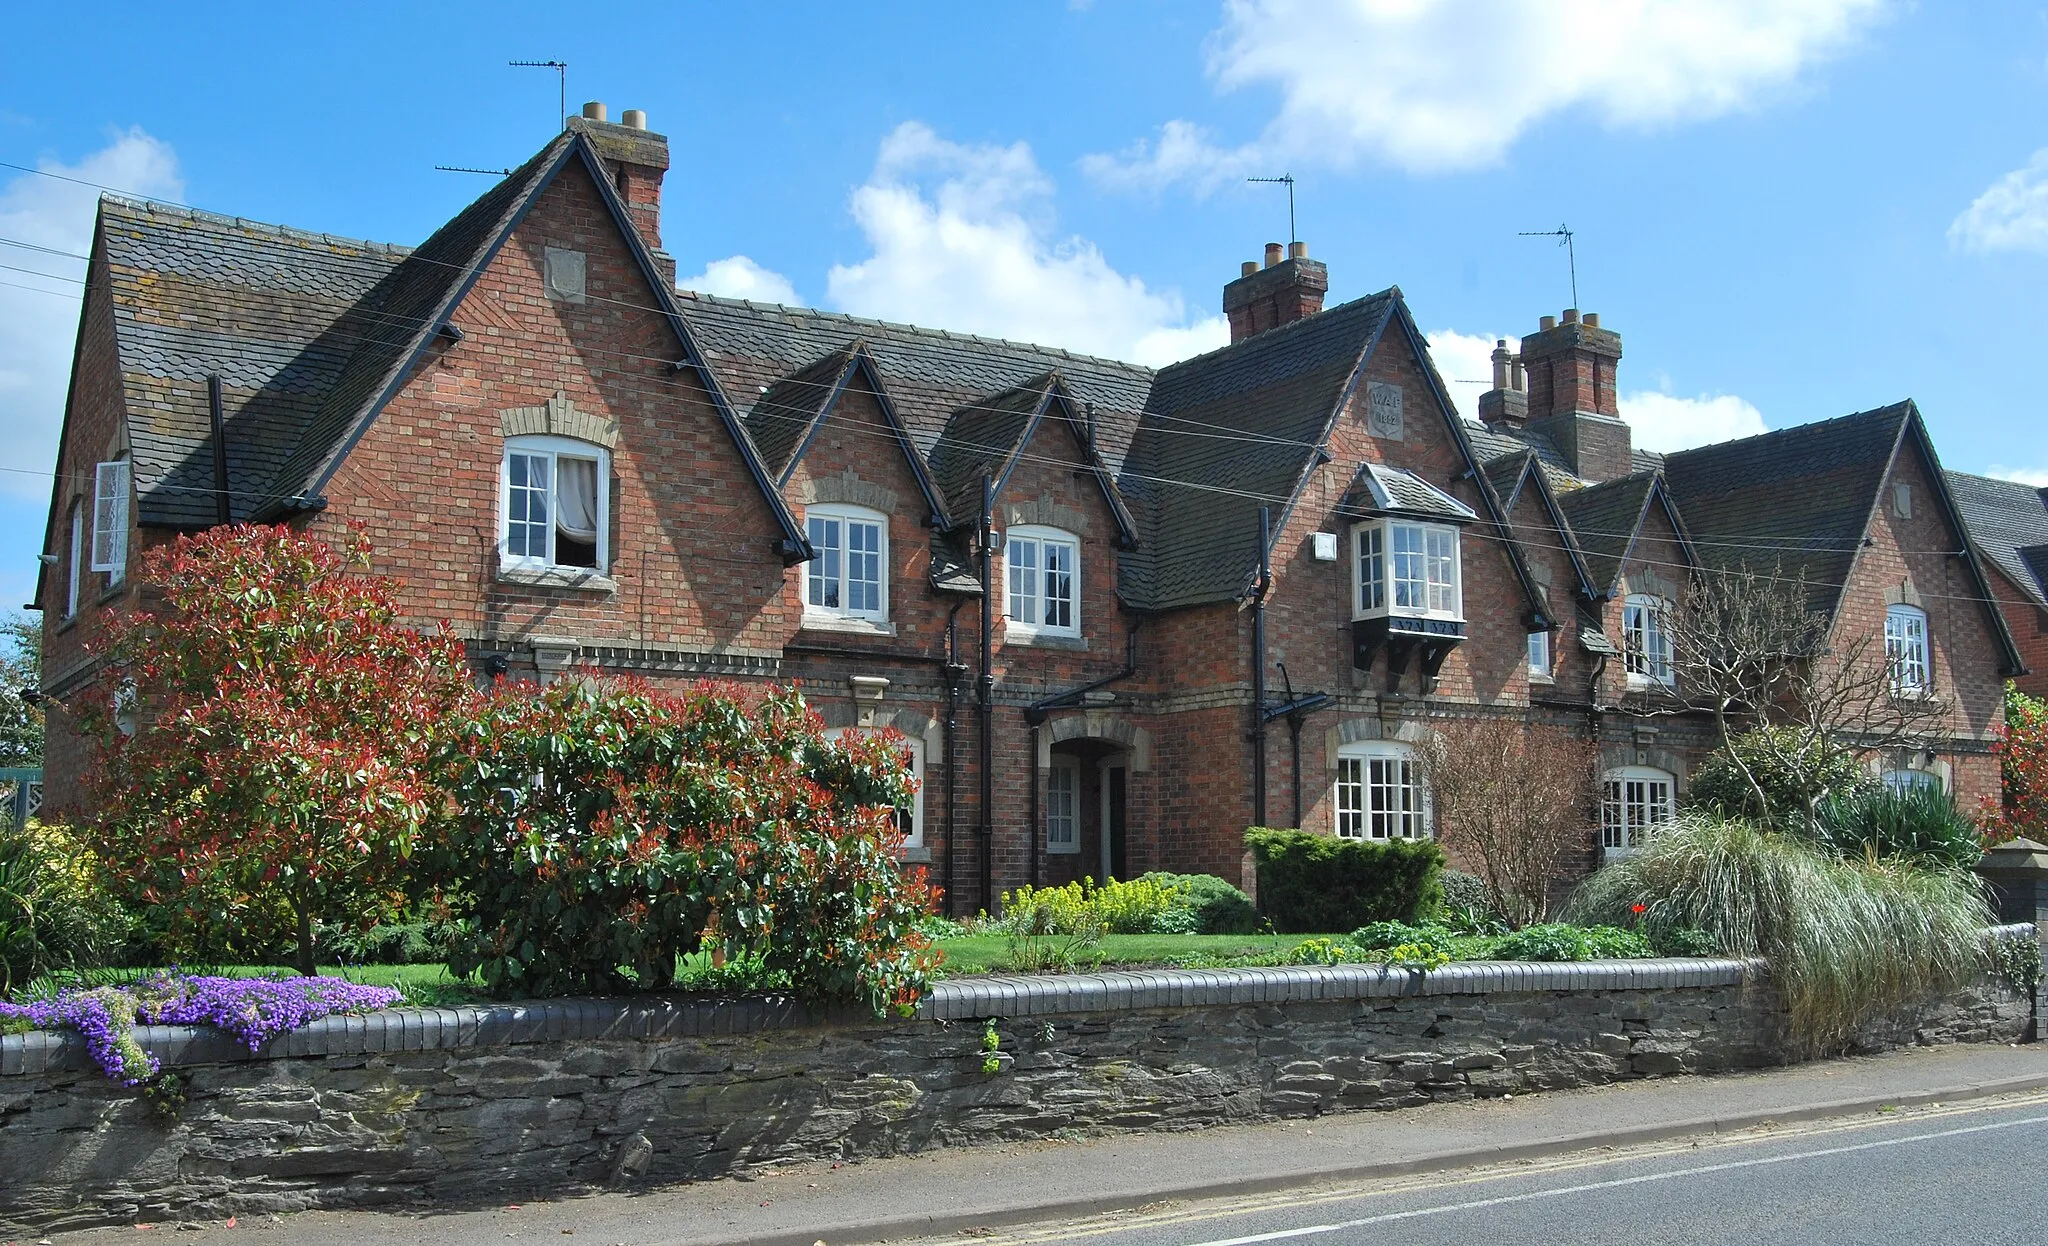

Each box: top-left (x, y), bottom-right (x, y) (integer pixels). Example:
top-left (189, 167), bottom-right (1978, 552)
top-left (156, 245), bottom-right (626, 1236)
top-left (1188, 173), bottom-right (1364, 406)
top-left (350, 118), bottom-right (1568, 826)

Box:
top-left (745, 345), bottom-right (861, 480)
top-left (1948, 470), bottom-right (2048, 611)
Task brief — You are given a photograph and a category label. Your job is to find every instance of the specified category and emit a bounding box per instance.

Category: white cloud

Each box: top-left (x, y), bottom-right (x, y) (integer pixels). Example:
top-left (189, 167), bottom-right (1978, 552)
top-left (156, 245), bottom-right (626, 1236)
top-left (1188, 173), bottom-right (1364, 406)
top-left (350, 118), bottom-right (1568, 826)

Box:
top-left (1987, 465), bottom-right (2048, 488)
top-left (676, 255), bottom-right (802, 305)
top-left (827, 123), bottom-right (1227, 366)
top-left (1618, 390), bottom-right (1767, 453)
top-left (1087, 0), bottom-right (1886, 188)
top-left (1425, 329), bottom-right (1516, 419)
top-left (1949, 149), bottom-right (2048, 256)
top-left (0, 130), bottom-right (182, 503)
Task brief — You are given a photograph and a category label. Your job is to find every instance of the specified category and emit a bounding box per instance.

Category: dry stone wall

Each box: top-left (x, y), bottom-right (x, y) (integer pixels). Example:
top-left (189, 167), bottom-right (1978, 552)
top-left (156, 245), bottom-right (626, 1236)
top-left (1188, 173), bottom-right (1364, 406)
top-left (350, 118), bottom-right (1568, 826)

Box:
top-left (1, 952), bottom-right (2031, 1233)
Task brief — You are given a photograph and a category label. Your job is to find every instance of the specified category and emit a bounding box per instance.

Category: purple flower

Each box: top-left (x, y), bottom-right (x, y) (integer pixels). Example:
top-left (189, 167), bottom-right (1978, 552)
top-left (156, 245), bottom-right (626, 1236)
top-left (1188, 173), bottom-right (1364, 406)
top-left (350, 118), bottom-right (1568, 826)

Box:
top-left (1, 974), bottom-right (403, 1085)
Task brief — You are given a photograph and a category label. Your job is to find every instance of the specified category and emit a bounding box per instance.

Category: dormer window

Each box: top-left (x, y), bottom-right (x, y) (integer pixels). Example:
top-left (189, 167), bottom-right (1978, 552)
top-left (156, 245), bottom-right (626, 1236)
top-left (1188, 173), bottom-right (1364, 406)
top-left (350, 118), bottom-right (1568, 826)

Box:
top-left (805, 503), bottom-right (889, 624)
top-left (1004, 525), bottom-right (1080, 639)
top-left (1623, 594), bottom-right (1674, 688)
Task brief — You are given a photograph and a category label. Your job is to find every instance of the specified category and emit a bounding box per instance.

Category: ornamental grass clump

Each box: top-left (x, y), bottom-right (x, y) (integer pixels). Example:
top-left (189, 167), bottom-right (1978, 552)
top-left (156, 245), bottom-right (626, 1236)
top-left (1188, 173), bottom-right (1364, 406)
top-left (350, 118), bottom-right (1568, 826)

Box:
top-left (0, 973), bottom-right (403, 1085)
top-left (1566, 812), bottom-right (1992, 1053)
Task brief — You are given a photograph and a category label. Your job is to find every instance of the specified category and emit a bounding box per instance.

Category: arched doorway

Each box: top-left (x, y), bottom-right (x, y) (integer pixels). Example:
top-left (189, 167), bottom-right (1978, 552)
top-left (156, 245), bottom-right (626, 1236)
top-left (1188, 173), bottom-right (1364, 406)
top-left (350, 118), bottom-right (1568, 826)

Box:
top-left (1041, 713), bottom-right (1151, 885)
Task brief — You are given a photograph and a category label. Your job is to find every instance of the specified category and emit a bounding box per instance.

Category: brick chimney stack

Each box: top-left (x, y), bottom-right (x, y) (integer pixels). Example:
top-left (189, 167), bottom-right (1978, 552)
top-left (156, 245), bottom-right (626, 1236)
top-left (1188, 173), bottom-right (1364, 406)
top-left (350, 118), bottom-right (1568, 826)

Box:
top-left (566, 101), bottom-right (675, 286)
top-left (1476, 337), bottom-right (1528, 427)
top-left (1515, 308), bottom-right (1631, 482)
top-left (1224, 241), bottom-right (1328, 343)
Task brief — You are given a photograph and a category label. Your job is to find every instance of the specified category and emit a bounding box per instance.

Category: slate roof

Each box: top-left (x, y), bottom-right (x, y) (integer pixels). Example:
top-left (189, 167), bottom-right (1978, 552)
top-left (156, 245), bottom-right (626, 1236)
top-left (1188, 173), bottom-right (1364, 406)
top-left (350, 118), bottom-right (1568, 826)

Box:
top-left (1337, 463), bottom-right (1478, 522)
top-left (742, 344), bottom-right (859, 480)
top-left (1659, 403), bottom-right (1913, 614)
top-left (1556, 474), bottom-right (1659, 597)
top-left (1947, 470), bottom-right (2048, 610)
top-left (1119, 292), bottom-right (1395, 610)
top-left (926, 374), bottom-right (1059, 522)
top-left (95, 196), bottom-right (411, 526)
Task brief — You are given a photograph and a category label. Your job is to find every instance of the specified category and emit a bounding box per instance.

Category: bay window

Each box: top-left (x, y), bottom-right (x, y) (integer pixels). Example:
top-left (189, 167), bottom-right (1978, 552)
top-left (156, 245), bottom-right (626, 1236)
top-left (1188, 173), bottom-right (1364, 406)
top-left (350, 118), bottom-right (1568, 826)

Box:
top-left (502, 435), bottom-right (608, 573)
top-left (1353, 520), bottom-right (1462, 622)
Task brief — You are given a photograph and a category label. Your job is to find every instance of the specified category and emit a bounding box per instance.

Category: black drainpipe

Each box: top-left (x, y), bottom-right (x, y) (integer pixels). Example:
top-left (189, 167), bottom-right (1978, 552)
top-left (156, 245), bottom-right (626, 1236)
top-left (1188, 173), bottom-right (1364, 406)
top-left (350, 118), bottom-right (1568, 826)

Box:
top-left (1250, 506), bottom-right (1272, 828)
top-left (977, 473), bottom-right (996, 915)
top-left (1024, 627), bottom-right (1143, 888)
top-left (943, 600), bottom-right (966, 917)
top-left (207, 374), bottom-right (232, 526)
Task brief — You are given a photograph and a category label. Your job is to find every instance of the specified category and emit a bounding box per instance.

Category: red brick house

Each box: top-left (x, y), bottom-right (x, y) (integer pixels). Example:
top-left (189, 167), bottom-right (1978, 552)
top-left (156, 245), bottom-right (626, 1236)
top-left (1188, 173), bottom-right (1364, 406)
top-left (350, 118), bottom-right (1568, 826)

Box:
top-left (33, 108), bottom-right (2030, 912)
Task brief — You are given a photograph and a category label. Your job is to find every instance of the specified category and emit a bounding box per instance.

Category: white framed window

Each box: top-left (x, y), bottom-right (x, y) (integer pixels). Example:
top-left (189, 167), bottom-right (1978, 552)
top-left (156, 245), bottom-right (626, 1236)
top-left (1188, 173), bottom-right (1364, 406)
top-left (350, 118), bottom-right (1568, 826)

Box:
top-left (805, 504), bottom-right (889, 623)
top-left (1005, 525), bottom-right (1080, 639)
top-left (90, 460), bottom-right (130, 583)
top-left (1602, 767), bottom-right (1674, 858)
top-left (1622, 594), bottom-right (1673, 688)
top-left (1046, 756), bottom-right (1080, 853)
top-left (65, 500), bottom-right (83, 619)
top-left (1528, 629), bottom-right (1553, 681)
top-left (501, 435), bottom-right (609, 573)
top-left (824, 726), bottom-right (924, 849)
top-left (1334, 742), bottom-right (1430, 841)
top-left (1353, 520), bottom-right (1461, 622)
top-left (1882, 768), bottom-right (1942, 796)
top-left (1885, 604), bottom-right (1930, 695)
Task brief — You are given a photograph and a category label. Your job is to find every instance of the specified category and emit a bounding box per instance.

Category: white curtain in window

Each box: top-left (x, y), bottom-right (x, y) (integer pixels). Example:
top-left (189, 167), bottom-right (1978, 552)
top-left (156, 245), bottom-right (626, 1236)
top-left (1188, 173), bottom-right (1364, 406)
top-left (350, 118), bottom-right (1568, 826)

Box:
top-left (555, 457), bottom-right (599, 541)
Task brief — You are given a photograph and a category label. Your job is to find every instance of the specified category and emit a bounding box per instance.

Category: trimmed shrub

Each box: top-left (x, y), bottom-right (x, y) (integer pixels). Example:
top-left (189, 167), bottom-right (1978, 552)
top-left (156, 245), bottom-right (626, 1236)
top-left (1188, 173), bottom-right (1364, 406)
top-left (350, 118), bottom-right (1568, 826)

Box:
top-left (1805, 784), bottom-right (1982, 870)
top-left (1139, 872), bottom-right (1258, 935)
top-left (1567, 812), bottom-right (1992, 1052)
top-left (1687, 726), bottom-right (1873, 828)
top-left (1244, 828), bottom-right (1443, 934)
top-left (435, 678), bottom-right (938, 1013)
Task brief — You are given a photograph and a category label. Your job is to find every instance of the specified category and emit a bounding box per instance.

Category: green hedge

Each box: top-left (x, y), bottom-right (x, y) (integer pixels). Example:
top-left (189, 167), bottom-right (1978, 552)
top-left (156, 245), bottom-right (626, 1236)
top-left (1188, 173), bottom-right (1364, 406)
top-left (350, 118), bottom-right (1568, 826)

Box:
top-left (1244, 829), bottom-right (1444, 934)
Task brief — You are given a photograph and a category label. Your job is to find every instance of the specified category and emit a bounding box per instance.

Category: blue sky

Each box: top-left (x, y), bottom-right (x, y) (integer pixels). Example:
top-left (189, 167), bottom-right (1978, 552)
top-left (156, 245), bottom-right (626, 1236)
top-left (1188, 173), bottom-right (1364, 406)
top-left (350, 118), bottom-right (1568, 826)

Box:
top-left (4, 1), bottom-right (2047, 613)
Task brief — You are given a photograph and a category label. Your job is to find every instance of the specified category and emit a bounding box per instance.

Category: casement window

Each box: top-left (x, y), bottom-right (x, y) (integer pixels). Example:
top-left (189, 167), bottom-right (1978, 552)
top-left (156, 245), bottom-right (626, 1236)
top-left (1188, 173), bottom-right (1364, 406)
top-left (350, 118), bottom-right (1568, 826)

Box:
top-left (1528, 629), bottom-right (1553, 681)
top-left (501, 435), bottom-right (608, 572)
top-left (1882, 768), bottom-right (1942, 796)
top-left (65, 500), bottom-right (82, 619)
top-left (1334, 742), bottom-right (1429, 841)
top-left (824, 727), bottom-right (924, 849)
top-left (805, 504), bottom-right (889, 623)
top-left (1622, 594), bottom-right (1674, 688)
top-left (1005, 525), bottom-right (1080, 639)
top-left (90, 460), bottom-right (130, 584)
top-left (1046, 756), bottom-right (1080, 853)
top-left (1353, 520), bottom-right (1461, 621)
top-left (1602, 767), bottom-right (1674, 858)
top-left (1885, 604), bottom-right (1930, 695)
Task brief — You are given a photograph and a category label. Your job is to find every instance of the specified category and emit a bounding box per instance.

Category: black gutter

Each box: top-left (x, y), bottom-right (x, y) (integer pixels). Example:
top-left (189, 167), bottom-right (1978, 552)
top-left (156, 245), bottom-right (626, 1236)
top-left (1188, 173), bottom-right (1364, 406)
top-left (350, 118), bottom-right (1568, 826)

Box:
top-left (206, 374), bottom-right (231, 526)
top-left (943, 601), bottom-right (967, 917)
top-left (1265, 661), bottom-right (1331, 829)
top-left (1024, 627), bottom-right (1143, 888)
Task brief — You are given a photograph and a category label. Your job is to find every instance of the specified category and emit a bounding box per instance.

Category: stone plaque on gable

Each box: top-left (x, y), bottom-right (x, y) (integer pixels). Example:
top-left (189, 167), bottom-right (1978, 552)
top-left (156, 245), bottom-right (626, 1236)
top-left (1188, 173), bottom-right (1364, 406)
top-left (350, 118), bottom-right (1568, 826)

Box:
top-left (1366, 381), bottom-right (1403, 441)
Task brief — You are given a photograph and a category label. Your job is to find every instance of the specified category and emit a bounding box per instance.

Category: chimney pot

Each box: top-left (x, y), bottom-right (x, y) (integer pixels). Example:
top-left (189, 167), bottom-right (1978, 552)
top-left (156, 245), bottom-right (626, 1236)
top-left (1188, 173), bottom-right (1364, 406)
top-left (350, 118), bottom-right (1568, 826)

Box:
top-left (582, 101), bottom-right (608, 123)
top-left (1561, 308), bottom-right (1579, 324)
top-left (1583, 311), bottom-right (1600, 327)
top-left (1288, 241), bottom-right (1308, 260)
top-left (621, 108), bottom-right (647, 131)
top-left (1263, 242), bottom-right (1284, 268)
top-left (1241, 260), bottom-right (1258, 277)
top-left (1539, 315), bottom-right (1557, 331)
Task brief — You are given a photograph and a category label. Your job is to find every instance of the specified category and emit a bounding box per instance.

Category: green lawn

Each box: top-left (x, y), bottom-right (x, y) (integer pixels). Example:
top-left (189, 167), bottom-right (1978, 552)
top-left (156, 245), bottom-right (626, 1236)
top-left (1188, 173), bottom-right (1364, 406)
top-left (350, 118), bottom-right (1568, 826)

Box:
top-left (929, 933), bottom-right (1343, 975)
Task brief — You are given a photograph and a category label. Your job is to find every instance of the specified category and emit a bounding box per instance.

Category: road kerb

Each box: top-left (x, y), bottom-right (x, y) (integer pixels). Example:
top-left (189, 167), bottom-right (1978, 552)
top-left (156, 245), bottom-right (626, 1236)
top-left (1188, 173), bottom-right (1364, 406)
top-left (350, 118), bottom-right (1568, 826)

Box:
top-left (712, 1071), bottom-right (2048, 1246)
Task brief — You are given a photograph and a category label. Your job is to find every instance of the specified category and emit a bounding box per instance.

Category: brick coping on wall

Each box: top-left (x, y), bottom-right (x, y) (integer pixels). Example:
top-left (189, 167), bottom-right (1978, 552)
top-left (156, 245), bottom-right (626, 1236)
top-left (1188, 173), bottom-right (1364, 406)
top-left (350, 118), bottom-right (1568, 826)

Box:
top-left (2, 927), bottom-right (2031, 1080)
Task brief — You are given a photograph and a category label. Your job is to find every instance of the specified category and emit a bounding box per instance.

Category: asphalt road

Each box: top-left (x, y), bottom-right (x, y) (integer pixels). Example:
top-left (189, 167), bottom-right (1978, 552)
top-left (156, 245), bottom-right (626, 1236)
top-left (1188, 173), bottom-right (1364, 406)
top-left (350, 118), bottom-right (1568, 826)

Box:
top-left (942, 1094), bottom-right (2048, 1246)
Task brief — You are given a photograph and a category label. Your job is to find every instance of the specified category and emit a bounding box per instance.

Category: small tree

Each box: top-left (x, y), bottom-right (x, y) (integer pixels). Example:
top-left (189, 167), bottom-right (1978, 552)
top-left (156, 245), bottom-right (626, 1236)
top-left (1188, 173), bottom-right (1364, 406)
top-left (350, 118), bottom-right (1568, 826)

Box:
top-left (1983, 683), bottom-right (2048, 846)
top-left (1661, 565), bottom-right (1942, 825)
top-left (0, 613), bottom-right (42, 768)
top-left (1417, 718), bottom-right (1598, 927)
top-left (76, 524), bottom-right (471, 974)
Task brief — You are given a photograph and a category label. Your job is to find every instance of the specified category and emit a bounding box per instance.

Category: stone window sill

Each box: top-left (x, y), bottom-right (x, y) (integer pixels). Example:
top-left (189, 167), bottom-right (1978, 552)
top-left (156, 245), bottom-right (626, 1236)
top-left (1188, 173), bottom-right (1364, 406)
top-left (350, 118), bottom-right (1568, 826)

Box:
top-left (1529, 674), bottom-right (1555, 687)
top-left (900, 846), bottom-right (932, 865)
top-left (1003, 627), bottom-right (1087, 651)
top-left (800, 611), bottom-right (898, 637)
top-left (496, 565), bottom-right (617, 594)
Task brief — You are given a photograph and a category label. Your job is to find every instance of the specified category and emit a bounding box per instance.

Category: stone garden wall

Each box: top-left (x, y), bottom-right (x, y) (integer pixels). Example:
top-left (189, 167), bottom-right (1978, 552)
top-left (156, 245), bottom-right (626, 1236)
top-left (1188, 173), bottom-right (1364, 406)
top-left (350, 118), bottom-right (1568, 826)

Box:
top-left (1, 940), bottom-right (2033, 1233)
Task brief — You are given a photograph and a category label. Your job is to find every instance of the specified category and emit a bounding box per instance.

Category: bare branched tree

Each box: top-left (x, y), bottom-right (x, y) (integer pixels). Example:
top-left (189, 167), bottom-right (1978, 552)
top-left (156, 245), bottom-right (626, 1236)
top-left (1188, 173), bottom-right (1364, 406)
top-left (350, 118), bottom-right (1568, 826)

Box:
top-left (1419, 718), bottom-right (1598, 927)
top-left (1655, 565), bottom-right (1944, 820)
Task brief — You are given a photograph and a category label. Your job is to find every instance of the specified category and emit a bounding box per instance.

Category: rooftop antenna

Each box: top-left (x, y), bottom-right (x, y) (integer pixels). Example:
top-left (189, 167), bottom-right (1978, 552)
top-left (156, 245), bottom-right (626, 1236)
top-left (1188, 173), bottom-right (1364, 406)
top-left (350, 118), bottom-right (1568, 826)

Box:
top-left (434, 165), bottom-right (513, 177)
top-left (510, 59), bottom-right (569, 130)
top-left (1247, 174), bottom-right (1297, 246)
top-left (1518, 222), bottom-right (1578, 309)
